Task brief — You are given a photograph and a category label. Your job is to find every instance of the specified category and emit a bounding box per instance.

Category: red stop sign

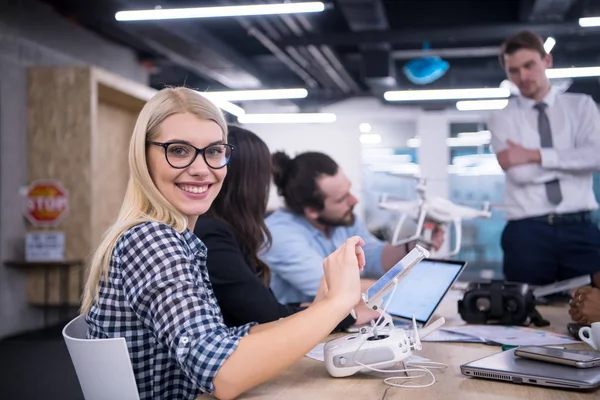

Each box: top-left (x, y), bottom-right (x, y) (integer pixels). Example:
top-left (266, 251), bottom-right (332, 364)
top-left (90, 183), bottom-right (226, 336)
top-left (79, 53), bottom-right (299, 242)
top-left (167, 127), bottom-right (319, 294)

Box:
top-left (24, 180), bottom-right (69, 226)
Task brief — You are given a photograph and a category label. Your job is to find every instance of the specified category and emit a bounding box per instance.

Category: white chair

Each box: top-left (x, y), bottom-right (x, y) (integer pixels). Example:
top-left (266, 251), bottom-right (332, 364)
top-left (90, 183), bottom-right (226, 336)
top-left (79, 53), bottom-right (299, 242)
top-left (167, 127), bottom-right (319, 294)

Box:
top-left (62, 315), bottom-right (140, 400)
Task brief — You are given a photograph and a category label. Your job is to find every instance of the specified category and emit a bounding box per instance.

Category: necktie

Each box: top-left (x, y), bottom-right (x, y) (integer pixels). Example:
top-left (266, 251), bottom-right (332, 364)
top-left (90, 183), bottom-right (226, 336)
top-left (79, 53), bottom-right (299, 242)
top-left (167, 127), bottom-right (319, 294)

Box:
top-left (534, 102), bottom-right (563, 205)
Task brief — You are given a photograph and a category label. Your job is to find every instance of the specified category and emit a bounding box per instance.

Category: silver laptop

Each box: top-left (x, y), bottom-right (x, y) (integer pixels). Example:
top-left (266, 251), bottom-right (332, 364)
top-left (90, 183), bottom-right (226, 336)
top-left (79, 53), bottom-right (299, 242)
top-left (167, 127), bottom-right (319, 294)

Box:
top-left (385, 258), bottom-right (467, 328)
top-left (461, 348), bottom-right (600, 390)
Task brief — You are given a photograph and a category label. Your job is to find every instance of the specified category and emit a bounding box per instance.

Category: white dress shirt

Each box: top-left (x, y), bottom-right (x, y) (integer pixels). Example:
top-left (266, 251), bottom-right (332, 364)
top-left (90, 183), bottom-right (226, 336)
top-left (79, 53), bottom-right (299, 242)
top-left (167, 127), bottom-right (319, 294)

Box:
top-left (488, 85), bottom-right (600, 220)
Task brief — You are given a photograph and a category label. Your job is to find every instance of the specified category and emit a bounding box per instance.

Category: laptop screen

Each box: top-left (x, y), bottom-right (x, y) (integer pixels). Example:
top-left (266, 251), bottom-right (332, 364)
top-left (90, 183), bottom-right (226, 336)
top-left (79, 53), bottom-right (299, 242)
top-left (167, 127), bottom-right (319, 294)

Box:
top-left (383, 259), bottom-right (466, 324)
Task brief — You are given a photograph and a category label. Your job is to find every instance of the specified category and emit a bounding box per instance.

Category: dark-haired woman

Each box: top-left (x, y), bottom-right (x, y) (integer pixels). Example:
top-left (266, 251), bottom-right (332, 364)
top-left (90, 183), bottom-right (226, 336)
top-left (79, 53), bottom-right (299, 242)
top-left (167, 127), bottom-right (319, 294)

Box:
top-left (194, 126), bottom-right (374, 330)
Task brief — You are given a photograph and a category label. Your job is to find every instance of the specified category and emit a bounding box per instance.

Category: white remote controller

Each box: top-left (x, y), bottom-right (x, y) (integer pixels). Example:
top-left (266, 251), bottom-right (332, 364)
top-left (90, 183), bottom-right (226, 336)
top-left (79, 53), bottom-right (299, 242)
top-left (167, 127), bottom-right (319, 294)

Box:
top-left (324, 316), bottom-right (445, 378)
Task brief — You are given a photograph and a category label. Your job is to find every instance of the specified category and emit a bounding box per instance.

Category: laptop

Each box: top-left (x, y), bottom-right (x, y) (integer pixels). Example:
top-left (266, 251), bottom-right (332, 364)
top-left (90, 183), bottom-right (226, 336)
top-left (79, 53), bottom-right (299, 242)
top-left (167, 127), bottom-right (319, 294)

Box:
top-left (386, 258), bottom-right (466, 328)
top-left (347, 258), bottom-right (467, 332)
top-left (461, 348), bottom-right (600, 390)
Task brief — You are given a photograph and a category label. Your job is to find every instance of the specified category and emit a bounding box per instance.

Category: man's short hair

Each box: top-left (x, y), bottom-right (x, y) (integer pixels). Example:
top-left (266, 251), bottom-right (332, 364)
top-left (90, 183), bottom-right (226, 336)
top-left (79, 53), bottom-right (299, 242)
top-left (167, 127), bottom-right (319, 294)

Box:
top-left (499, 30), bottom-right (547, 68)
top-left (272, 151), bottom-right (339, 215)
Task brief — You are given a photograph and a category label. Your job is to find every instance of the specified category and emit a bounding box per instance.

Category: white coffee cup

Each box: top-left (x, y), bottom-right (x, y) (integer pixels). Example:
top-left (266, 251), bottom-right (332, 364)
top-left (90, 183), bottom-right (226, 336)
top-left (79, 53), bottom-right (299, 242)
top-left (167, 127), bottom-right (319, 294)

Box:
top-left (579, 322), bottom-right (600, 350)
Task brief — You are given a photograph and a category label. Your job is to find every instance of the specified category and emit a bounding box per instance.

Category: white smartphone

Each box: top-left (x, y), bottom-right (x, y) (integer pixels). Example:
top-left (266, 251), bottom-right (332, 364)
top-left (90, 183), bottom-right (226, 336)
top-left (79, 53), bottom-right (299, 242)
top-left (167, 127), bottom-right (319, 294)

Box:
top-left (515, 346), bottom-right (600, 368)
top-left (362, 244), bottom-right (429, 310)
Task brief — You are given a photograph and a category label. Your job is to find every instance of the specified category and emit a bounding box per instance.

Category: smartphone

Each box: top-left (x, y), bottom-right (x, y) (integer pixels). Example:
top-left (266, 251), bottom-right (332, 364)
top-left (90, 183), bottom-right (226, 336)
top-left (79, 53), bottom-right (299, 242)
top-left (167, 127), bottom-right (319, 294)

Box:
top-left (362, 245), bottom-right (429, 309)
top-left (515, 346), bottom-right (600, 368)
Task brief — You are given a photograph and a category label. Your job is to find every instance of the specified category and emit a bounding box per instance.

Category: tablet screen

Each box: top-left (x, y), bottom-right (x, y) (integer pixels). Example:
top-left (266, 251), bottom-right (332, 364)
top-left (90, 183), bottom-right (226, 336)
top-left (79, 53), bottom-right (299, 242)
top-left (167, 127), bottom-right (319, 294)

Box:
top-left (364, 245), bottom-right (427, 304)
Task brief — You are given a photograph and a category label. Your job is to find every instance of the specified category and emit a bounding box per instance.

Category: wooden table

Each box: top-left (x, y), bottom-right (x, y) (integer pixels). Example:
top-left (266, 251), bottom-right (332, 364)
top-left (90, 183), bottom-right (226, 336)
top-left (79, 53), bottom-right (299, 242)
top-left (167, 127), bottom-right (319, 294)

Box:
top-left (237, 290), bottom-right (597, 400)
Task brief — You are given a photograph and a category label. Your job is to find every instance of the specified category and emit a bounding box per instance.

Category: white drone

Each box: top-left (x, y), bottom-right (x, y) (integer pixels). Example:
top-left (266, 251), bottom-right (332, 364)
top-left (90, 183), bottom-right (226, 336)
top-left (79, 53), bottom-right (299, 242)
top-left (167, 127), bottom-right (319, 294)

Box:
top-left (379, 178), bottom-right (491, 257)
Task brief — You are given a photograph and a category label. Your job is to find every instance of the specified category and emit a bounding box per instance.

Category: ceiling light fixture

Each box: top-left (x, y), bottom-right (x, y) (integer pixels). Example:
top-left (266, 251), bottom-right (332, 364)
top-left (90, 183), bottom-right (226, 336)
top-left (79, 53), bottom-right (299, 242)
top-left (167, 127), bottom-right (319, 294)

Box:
top-left (116, 2), bottom-right (326, 21)
top-left (579, 17), bottom-right (600, 27)
top-left (359, 133), bottom-right (382, 144)
top-left (197, 92), bottom-right (246, 117)
top-left (456, 99), bottom-right (509, 111)
top-left (238, 113), bottom-right (337, 124)
top-left (546, 66), bottom-right (600, 79)
top-left (204, 88), bottom-right (308, 101)
top-left (359, 123), bottom-right (372, 133)
top-left (384, 87), bottom-right (510, 102)
top-left (543, 37), bottom-right (556, 53)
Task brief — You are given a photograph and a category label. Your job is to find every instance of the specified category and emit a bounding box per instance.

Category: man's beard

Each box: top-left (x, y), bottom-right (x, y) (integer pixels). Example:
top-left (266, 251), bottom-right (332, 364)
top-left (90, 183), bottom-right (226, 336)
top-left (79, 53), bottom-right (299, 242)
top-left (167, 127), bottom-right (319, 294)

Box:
top-left (316, 210), bottom-right (355, 228)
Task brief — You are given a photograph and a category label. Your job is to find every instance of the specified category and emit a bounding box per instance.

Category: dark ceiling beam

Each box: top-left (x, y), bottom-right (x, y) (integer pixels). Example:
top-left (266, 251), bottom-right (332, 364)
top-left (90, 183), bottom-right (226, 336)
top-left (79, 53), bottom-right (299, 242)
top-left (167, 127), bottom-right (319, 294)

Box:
top-left (113, 0), bottom-right (264, 88)
top-left (278, 22), bottom-right (600, 47)
top-left (336, 0), bottom-right (394, 90)
top-left (392, 46), bottom-right (500, 60)
top-left (523, 0), bottom-right (578, 22)
top-left (242, 4), bottom-right (341, 91)
top-left (337, 0), bottom-right (389, 32)
top-left (215, 0), bottom-right (320, 89)
top-left (254, 0), bottom-right (361, 94)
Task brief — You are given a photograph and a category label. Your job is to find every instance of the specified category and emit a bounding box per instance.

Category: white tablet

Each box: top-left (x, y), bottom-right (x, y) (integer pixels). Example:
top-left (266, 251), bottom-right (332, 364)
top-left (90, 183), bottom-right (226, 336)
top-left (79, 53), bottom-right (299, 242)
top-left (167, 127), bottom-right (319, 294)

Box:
top-left (362, 244), bottom-right (430, 310)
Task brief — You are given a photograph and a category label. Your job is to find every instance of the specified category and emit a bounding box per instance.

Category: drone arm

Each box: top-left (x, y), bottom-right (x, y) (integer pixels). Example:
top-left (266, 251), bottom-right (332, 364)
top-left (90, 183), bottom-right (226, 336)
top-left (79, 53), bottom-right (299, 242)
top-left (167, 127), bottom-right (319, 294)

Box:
top-left (448, 217), bottom-right (462, 257)
top-left (391, 204), bottom-right (427, 246)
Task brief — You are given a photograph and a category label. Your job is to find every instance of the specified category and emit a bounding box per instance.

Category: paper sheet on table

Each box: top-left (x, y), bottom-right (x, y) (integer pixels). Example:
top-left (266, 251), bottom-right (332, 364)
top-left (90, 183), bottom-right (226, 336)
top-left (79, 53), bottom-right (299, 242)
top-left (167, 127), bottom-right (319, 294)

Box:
top-left (420, 329), bottom-right (487, 343)
top-left (442, 325), bottom-right (579, 346)
top-left (305, 343), bottom-right (430, 363)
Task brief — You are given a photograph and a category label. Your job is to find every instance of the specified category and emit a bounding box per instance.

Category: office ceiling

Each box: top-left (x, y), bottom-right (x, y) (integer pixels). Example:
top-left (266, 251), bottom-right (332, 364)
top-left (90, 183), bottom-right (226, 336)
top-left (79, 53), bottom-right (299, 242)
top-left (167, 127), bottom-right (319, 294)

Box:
top-left (41, 0), bottom-right (600, 108)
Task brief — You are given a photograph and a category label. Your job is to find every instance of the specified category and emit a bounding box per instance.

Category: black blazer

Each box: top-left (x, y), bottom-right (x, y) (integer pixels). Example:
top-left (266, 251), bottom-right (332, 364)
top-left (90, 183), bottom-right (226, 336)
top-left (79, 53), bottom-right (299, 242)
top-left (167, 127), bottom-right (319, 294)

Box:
top-left (194, 216), bottom-right (355, 330)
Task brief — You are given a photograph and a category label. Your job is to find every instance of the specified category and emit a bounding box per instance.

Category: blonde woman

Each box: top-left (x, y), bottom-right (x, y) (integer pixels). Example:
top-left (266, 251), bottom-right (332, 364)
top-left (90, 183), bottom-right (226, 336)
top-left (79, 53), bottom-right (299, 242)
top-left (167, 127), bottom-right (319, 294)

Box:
top-left (81, 87), bottom-right (365, 400)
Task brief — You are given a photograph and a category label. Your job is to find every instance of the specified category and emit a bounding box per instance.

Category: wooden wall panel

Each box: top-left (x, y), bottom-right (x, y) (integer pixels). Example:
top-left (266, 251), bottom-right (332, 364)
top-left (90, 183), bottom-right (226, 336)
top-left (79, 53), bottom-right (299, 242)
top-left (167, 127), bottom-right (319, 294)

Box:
top-left (27, 67), bottom-right (92, 305)
top-left (27, 67), bottom-right (93, 260)
top-left (24, 66), bottom-right (151, 306)
top-left (91, 100), bottom-right (137, 248)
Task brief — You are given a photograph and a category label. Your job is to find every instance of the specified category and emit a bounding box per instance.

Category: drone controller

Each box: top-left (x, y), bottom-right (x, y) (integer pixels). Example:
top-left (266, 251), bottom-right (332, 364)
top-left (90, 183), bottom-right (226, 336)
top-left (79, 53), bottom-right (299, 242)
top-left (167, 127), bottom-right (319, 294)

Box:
top-left (324, 313), bottom-right (446, 377)
top-left (323, 245), bottom-right (446, 378)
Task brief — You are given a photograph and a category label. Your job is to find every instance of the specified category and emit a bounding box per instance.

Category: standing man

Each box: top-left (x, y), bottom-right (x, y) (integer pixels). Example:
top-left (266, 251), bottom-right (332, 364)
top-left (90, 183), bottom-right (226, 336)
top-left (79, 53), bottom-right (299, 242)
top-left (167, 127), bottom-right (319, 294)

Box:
top-left (262, 151), bottom-right (443, 305)
top-left (488, 30), bottom-right (600, 285)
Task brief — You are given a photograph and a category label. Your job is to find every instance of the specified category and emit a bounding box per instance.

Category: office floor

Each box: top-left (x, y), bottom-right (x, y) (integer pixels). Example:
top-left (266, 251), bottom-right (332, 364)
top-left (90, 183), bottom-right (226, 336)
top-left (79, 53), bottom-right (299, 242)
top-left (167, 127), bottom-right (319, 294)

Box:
top-left (0, 321), bottom-right (84, 399)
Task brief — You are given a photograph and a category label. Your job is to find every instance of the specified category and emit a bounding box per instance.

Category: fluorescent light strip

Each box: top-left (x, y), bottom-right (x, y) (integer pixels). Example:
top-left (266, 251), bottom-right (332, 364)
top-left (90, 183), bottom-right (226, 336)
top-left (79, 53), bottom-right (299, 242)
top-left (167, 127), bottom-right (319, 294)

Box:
top-left (238, 113), bottom-right (336, 124)
top-left (196, 92), bottom-right (246, 117)
top-left (579, 17), bottom-right (600, 27)
top-left (547, 66), bottom-right (600, 79)
top-left (359, 133), bottom-right (382, 144)
top-left (384, 87), bottom-right (510, 102)
top-left (456, 99), bottom-right (509, 111)
top-left (544, 37), bottom-right (556, 53)
top-left (116, 2), bottom-right (325, 21)
top-left (204, 88), bottom-right (308, 101)
top-left (406, 136), bottom-right (491, 148)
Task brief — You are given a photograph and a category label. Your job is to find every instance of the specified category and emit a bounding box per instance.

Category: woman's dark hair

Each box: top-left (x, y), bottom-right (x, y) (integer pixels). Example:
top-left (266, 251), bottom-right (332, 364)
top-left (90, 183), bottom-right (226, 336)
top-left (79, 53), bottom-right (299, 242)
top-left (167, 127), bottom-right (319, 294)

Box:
top-left (272, 151), bottom-right (339, 215)
top-left (208, 125), bottom-right (273, 285)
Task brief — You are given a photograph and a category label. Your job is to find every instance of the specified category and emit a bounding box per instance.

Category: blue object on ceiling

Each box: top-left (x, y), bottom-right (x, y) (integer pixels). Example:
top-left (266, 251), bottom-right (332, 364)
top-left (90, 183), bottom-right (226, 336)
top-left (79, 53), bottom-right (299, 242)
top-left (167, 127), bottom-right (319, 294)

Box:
top-left (403, 41), bottom-right (450, 85)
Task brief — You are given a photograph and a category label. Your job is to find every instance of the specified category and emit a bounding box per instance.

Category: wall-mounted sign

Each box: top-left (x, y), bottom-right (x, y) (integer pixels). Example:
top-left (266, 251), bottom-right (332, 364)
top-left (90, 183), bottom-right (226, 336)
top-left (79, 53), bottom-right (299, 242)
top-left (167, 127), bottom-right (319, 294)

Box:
top-left (24, 180), bottom-right (69, 227)
top-left (25, 231), bottom-right (65, 261)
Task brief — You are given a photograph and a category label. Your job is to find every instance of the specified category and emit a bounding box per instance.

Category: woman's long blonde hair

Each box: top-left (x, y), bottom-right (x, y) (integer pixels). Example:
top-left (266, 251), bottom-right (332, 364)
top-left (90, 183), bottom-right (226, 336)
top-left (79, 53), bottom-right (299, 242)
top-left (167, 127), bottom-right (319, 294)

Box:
top-left (81, 87), bottom-right (228, 314)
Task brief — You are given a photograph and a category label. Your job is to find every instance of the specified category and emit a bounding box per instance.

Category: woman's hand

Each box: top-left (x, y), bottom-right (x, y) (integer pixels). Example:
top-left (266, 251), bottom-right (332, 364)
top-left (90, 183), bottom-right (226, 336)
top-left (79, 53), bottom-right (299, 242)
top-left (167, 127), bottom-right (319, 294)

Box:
top-left (314, 276), bottom-right (328, 304)
top-left (353, 301), bottom-right (381, 326)
top-left (322, 236), bottom-right (365, 311)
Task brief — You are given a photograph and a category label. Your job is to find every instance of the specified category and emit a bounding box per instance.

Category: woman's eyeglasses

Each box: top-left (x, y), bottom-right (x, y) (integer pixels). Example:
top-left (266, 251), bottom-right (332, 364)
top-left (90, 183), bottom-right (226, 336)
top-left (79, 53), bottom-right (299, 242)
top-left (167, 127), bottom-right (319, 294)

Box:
top-left (147, 141), bottom-right (234, 169)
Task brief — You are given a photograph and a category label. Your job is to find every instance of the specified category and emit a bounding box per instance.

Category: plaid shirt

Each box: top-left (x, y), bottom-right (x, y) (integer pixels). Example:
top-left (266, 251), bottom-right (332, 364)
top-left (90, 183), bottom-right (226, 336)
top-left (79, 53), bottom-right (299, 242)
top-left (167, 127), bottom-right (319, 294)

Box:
top-left (86, 221), bottom-right (255, 400)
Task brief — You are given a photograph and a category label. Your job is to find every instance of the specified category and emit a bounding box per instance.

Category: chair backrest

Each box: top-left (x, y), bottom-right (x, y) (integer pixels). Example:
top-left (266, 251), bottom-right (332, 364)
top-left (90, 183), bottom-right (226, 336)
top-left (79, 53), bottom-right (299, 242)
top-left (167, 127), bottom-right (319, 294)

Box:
top-left (62, 315), bottom-right (140, 400)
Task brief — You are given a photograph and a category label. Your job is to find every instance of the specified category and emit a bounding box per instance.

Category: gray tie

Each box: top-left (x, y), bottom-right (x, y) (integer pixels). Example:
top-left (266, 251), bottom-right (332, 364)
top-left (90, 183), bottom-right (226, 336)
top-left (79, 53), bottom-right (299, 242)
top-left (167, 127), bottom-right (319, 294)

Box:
top-left (534, 102), bottom-right (563, 205)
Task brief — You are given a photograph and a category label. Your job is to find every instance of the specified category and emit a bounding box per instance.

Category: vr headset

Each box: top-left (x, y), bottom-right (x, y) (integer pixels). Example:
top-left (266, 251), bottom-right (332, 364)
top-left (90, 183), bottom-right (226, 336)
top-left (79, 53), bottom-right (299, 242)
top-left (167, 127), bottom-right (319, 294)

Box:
top-left (458, 280), bottom-right (549, 327)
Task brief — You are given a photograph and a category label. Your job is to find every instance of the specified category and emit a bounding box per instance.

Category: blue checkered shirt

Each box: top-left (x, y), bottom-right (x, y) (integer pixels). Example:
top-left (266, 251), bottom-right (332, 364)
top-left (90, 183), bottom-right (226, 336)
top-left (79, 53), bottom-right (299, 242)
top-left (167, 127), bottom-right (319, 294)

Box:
top-left (86, 221), bottom-right (255, 400)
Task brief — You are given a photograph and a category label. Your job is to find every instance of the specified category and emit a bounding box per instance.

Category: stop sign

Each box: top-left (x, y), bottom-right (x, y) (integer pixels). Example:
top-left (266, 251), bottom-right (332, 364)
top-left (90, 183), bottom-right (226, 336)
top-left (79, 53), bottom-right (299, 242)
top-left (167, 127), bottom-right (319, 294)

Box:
top-left (24, 180), bottom-right (69, 227)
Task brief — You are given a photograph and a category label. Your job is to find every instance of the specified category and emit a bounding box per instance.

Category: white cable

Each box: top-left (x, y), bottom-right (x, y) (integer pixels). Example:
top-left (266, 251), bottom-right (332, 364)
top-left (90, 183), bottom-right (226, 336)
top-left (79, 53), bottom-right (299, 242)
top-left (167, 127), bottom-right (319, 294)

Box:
top-left (350, 280), bottom-right (447, 389)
